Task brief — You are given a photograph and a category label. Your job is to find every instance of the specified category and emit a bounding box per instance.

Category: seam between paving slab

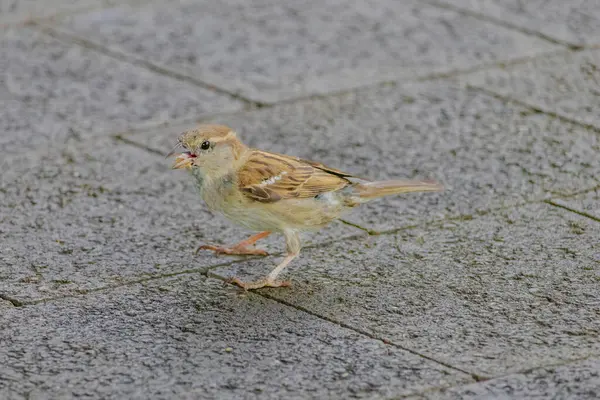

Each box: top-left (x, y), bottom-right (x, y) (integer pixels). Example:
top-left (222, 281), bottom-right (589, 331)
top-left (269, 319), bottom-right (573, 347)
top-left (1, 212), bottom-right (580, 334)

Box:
top-left (423, 0), bottom-right (583, 50)
top-left (237, 284), bottom-right (486, 381)
top-left (103, 44), bottom-right (572, 147)
top-left (390, 355), bottom-right (600, 400)
top-left (3, 231), bottom-right (369, 306)
top-left (32, 22), bottom-right (264, 108)
top-left (104, 43), bottom-right (569, 141)
top-left (467, 85), bottom-right (600, 136)
top-left (545, 199), bottom-right (600, 223)
top-left (542, 186), bottom-right (600, 225)
top-left (413, 49), bottom-right (573, 81)
top-left (256, 47), bottom-right (571, 108)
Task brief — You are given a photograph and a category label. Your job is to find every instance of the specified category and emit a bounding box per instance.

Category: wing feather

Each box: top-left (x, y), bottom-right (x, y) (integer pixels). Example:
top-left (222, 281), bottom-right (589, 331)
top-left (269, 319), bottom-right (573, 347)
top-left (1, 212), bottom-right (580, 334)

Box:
top-left (237, 150), bottom-right (353, 203)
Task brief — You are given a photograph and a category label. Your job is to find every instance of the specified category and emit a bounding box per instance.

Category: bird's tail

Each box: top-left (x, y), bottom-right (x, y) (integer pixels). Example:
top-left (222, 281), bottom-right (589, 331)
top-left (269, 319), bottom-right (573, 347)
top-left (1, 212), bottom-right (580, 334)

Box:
top-left (351, 179), bottom-right (443, 203)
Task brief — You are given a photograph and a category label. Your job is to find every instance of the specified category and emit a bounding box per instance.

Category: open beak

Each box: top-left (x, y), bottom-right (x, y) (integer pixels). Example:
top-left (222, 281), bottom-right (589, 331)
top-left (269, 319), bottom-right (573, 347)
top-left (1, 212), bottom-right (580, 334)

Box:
top-left (172, 152), bottom-right (195, 170)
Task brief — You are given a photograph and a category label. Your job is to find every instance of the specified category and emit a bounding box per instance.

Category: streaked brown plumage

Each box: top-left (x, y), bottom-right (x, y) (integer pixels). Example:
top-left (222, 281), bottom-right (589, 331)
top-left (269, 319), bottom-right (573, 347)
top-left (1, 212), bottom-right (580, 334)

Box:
top-left (172, 124), bottom-right (443, 290)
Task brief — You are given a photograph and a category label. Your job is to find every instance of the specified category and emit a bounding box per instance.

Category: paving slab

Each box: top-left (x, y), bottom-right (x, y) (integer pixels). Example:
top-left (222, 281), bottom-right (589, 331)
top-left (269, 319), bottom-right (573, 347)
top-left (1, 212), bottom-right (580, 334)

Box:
top-left (432, 0), bottom-right (600, 47)
top-left (0, 25), bottom-right (243, 147)
top-left (213, 202), bottom-right (600, 377)
top-left (0, 94), bottom-right (76, 164)
top-left (126, 81), bottom-right (600, 232)
top-left (410, 358), bottom-right (600, 399)
top-left (0, 275), bottom-right (469, 399)
top-left (0, 136), bottom-right (357, 303)
top-left (460, 48), bottom-right (600, 129)
top-left (55, 0), bottom-right (558, 103)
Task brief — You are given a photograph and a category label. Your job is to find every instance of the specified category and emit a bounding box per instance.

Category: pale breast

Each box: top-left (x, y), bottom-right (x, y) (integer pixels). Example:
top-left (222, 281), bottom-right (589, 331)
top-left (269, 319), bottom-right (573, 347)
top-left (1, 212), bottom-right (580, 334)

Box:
top-left (195, 170), bottom-right (348, 232)
top-left (196, 173), bottom-right (276, 231)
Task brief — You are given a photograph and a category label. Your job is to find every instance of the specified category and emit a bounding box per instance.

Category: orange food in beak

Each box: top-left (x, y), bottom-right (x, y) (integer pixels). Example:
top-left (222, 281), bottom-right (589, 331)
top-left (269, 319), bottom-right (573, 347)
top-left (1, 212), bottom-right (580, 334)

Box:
top-left (172, 152), bottom-right (195, 170)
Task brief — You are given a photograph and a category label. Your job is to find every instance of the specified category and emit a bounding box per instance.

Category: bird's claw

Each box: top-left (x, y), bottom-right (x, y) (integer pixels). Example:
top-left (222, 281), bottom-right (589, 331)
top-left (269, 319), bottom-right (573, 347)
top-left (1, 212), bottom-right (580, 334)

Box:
top-left (227, 277), bottom-right (291, 290)
top-left (196, 244), bottom-right (269, 256)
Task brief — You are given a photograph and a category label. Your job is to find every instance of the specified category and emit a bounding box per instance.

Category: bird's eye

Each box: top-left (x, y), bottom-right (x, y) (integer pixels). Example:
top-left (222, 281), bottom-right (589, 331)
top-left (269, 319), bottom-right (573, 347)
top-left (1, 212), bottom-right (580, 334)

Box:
top-left (200, 141), bottom-right (210, 150)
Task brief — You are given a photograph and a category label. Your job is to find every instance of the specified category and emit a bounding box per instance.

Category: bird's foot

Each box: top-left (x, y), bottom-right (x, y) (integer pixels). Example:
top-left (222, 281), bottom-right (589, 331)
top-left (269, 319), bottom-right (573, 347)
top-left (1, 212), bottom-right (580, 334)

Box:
top-left (228, 277), bottom-right (291, 290)
top-left (196, 244), bottom-right (269, 256)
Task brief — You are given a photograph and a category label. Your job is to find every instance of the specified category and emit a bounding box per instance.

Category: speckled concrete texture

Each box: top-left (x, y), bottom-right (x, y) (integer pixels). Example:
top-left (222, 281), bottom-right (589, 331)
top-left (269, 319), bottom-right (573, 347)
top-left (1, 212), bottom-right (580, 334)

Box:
top-left (212, 203), bottom-right (600, 377)
top-left (56, 0), bottom-right (558, 103)
top-left (1, 0), bottom-right (599, 398)
top-left (431, 0), bottom-right (600, 47)
top-left (410, 358), bottom-right (600, 399)
top-left (0, 25), bottom-right (243, 151)
top-left (460, 48), bottom-right (600, 128)
top-left (0, 276), bottom-right (469, 399)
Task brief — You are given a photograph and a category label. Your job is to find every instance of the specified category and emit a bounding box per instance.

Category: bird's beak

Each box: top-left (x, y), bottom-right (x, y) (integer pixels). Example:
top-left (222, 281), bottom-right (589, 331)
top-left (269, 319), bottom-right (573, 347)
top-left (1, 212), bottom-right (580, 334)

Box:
top-left (172, 152), bottom-right (195, 170)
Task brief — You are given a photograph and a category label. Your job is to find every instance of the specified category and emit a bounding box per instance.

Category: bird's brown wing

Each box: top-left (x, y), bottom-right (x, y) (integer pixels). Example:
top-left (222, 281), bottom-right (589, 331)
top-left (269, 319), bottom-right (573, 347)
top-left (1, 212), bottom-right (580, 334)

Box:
top-left (237, 150), bottom-right (353, 203)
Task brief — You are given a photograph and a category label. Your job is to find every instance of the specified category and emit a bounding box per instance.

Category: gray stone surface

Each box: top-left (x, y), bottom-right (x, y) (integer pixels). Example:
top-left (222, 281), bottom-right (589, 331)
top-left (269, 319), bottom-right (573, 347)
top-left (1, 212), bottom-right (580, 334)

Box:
top-left (2, 0), bottom-right (600, 397)
top-left (0, 26), bottom-right (243, 145)
top-left (461, 48), bottom-right (600, 128)
top-left (213, 203), bottom-right (600, 376)
top-left (55, 0), bottom-right (558, 103)
top-left (126, 81), bottom-right (600, 232)
top-left (0, 94), bottom-right (76, 162)
top-left (0, 275), bottom-right (468, 399)
top-left (433, 0), bottom-right (600, 47)
top-left (0, 136), bottom-right (358, 303)
top-left (411, 358), bottom-right (600, 399)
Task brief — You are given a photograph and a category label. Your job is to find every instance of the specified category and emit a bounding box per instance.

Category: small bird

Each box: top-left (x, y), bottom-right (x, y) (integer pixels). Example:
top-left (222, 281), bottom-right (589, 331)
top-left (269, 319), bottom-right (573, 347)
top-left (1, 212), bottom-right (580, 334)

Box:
top-left (171, 124), bottom-right (442, 290)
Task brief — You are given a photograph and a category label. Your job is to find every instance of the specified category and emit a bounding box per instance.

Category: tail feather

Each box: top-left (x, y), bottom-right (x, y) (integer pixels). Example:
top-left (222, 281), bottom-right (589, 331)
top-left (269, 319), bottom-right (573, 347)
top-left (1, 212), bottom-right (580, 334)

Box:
top-left (354, 179), bottom-right (443, 201)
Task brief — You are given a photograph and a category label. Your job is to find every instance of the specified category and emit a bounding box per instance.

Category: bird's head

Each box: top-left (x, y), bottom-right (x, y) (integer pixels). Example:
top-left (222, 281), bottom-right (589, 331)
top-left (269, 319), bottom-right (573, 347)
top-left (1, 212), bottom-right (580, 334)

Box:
top-left (171, 124), bottom-right (247, 177)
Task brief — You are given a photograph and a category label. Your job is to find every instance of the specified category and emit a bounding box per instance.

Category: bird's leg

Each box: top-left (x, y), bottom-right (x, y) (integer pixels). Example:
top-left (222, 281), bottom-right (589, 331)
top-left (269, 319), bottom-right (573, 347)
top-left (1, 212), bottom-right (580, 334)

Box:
top-left (197, 231), bottom-right (271, 256)
top-left (230, 230), bottom-right (300, 290)
top-left (230, 254), bottom-right (297, 290)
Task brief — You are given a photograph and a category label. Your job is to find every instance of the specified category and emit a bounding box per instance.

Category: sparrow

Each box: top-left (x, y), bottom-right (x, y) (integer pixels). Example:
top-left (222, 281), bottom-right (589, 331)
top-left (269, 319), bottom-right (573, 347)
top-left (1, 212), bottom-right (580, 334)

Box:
top-left (171, 124), bottom-right (442, 290)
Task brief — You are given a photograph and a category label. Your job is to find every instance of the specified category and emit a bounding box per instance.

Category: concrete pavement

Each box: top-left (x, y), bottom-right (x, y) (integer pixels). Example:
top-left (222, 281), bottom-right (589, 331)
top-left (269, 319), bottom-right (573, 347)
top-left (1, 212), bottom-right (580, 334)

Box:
top-left (1, 0), bottom-right (600, 398)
